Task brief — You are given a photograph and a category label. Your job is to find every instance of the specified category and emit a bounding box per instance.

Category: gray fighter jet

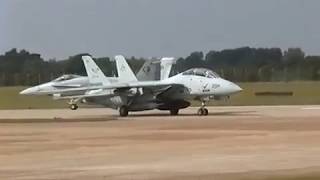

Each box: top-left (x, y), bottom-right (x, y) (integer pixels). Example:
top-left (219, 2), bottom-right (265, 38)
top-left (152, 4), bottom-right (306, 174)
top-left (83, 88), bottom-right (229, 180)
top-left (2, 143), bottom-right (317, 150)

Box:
top-left (43, 55), bottom-right (242, 116)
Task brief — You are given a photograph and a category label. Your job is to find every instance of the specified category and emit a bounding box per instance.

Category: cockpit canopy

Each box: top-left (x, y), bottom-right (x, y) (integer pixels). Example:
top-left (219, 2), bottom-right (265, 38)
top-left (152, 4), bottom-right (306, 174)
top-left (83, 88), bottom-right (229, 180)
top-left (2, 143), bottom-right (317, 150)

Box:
top-left (52, 74), bottom-right (82, 82)
top-left (182, 68), bottom-right (220, 78)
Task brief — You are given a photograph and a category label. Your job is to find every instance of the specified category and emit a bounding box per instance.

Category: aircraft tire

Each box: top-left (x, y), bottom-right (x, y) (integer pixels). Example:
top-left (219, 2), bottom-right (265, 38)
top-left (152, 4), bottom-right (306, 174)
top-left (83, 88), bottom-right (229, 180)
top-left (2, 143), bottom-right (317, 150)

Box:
top-left (203, 108), bottom-right (209, 116)
top-left (197, 108), bottom-right (208, 116)
top-left (170, 109), bottom-right (179, 115)
top-left (197, 108), bottom-right (204, 116)
top-left (70, 104), bottom-right (78, 110)
top-left (119, 106), bottom-right (129, 117)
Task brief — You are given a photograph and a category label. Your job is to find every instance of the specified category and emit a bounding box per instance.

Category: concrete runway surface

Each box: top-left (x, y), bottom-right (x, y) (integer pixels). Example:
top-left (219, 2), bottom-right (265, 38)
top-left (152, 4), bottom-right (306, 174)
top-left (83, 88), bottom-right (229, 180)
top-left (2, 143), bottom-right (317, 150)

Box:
top-left (0, 105), bottom-right (320, 180)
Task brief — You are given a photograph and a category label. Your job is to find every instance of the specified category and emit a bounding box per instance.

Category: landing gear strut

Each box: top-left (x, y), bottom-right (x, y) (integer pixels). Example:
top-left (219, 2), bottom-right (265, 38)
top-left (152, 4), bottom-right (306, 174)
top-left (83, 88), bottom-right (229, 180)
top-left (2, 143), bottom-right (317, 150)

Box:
top-left (70, 104), bottom-right (78, 110)
top-left (170, 109), bottom-right (179, 116)
top-left (197, 101), bottom-right (208, 116)
top-left (69, 98), bottom-right (80, 110)
top-left (119, 106), bottom-right (129, 117)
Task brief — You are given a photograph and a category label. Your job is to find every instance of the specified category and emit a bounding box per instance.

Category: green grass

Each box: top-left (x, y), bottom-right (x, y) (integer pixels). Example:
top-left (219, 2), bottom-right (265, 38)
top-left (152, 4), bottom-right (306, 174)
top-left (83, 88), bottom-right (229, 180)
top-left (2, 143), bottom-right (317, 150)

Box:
top-left (0, 87), bottom-right (67, 109)
top-left (1, 81), bottom-right (320, 109)
top-left (210, 81), bottom-right (320, 106)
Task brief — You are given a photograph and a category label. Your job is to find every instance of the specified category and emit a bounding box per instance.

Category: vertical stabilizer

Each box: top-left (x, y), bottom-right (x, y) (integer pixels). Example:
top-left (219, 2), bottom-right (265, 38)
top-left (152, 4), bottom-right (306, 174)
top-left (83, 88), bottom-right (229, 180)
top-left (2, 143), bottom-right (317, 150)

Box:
top-left (114, 55), bottom-right (138, 82)
top-left (160, 57), bottom-right (176, 80)
top-left (136, 59), bottom-right (160, 81)
top-left (82, 56), bottom-right (110, 85)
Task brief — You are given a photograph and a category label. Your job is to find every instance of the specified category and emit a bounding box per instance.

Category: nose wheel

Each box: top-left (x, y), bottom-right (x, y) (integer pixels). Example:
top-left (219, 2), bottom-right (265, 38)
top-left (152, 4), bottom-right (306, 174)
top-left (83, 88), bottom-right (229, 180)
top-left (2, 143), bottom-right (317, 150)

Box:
top-left (197, 108), bottom-right (208, 116)
top-left (197, 101), bottom-right (209, 116)
top-left (70, 104), bottom-right (78, 110)
top-left (69, 98), bottom-right (79, 110)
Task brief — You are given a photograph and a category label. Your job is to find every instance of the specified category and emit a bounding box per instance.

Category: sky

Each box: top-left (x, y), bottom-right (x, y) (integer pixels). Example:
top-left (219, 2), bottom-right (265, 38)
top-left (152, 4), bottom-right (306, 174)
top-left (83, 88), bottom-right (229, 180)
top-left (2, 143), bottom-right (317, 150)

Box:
top-left (1, 0), bottom-right (320, 59)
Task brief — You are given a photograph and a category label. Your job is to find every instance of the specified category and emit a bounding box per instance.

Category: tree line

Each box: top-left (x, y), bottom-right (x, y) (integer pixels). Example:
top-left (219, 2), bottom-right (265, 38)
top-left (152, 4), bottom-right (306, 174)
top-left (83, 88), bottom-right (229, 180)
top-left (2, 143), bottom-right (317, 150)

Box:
top-left (0, 47), bottom-right (320, 86)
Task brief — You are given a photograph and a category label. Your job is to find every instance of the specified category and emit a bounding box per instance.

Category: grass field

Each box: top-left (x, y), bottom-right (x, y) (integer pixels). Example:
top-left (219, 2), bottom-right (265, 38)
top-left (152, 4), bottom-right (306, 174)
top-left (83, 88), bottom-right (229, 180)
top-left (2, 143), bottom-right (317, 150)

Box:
top-left (0, 87), bottom-right (67, 109)
top-left (1, 81), bottom-right (320, 109)
top-left (212, 81), bottom-right (320, 106)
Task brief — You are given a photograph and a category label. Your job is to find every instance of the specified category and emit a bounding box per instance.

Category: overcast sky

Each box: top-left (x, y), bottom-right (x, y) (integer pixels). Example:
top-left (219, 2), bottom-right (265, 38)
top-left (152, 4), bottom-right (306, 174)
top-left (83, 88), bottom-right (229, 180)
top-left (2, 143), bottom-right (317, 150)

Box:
top-left (1, 0), bottom-right (320, 59)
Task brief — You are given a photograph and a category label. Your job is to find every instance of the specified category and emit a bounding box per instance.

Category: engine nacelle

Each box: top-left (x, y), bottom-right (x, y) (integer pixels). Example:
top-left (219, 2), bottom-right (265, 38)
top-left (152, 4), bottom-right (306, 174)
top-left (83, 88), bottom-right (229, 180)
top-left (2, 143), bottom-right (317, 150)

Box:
top-left (114, 88), bottom-right (142, 96)
top-left (157, 100), bottom-right (191, 110)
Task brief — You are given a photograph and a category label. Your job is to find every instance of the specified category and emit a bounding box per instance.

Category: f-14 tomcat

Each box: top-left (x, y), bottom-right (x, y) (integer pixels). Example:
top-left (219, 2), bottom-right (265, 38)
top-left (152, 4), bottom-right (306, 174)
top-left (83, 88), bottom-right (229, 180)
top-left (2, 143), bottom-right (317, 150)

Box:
top-left (41, 55), bottom-right (242, 116)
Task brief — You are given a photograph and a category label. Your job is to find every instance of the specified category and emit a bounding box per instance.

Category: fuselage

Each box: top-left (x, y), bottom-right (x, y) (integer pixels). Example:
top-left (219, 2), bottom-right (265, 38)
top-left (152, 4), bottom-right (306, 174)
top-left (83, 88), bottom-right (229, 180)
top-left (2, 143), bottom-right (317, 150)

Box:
top-left (20, 75), bottom-right (117, 96)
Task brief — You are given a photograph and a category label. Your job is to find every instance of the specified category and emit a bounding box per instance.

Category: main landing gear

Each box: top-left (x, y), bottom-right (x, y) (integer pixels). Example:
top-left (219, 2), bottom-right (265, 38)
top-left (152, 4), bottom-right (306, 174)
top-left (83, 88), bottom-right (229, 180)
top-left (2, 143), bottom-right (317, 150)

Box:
top-left (197, 101), bottom-right (208, 116)
top-left (69, 104), bottom-right (78, 110)
top-left (119, 106), bottom-right (129, 117)
top-left (170, 109), bottom-right (179, 116)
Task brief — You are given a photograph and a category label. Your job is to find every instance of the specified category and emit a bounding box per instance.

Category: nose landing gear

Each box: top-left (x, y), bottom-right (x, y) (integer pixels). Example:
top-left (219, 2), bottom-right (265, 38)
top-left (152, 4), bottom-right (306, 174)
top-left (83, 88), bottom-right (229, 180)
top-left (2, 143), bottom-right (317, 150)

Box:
top-left (68, 98), bottom-right (79, 110)
top-left (197, 101), bottom-right (208, 116)
top-left (69, 104), bottom-right (78, 110)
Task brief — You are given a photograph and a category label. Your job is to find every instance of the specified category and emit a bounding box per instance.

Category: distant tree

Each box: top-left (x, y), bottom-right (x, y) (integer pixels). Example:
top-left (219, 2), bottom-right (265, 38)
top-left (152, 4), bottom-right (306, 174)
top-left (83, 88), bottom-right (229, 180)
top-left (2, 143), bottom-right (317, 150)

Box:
top-left (283, 48), bottom-right (305, 65)
top-left (126, 56), bottom-right (145, 74)
top-left (304, 56), bottom-right (320, 80)
top-left (205, 47), bottom-right (283, 81)
top-left (95, 57), bottom-right (115, 76)
top-left (176, 51), bottom-right (206, 71)
top-left (62, 53), bottom-right (90, 75)
top-left (0, 47), bottom-right (319, 86)
top-left (4, 48), bottom-right (18, 56)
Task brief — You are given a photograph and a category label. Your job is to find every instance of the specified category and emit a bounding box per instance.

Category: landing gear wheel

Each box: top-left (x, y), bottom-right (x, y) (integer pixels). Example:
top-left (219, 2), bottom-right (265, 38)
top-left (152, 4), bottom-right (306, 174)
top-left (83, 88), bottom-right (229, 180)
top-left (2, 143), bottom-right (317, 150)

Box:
top-left (119, 106), bottom-right (129, 117)
top-left (197, 100), bottom-right (209, 116)
top-left (170, 109), bottom-right (179, 116)
top-left (197, 108), bottom-right (209, 116)
top-left (70, 104), bottom-right (78, 110)
top-left (197, 108), bottom-right (204, 116)
top-left (203, 108), bottom-right (209, 116)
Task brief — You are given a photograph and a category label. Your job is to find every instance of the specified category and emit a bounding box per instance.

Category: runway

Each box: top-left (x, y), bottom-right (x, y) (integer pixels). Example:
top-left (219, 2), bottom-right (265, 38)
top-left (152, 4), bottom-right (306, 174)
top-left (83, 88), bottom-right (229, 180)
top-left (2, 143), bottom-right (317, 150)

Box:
top-left (0, 105), bottom-right (320, 180)
top-left (1, 105), bottom-right (320, 120)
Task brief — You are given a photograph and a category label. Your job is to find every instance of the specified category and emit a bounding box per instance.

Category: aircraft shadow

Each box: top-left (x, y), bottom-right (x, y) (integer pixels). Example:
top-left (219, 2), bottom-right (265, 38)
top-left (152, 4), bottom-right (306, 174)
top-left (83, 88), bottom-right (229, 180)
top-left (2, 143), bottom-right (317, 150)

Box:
top-left (0, 111), bottom-right (257, 123)
top-left (122, 111), bottom-right (257, 118)
top-left (0, 118), bottom-right (116, 124)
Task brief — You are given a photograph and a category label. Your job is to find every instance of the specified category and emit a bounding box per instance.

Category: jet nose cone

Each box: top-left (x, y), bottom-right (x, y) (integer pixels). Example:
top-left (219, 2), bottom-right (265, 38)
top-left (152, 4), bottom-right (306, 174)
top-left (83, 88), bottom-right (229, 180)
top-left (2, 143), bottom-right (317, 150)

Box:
top-left (228, 83), bottom-right (242, 94)
top-left (233, 84), bottom-right (243, 93)
top-left (235, 84), bottom-right (242, 92)
top-left (19, 88), bottom-right (30, 95)
top-left (19, 87), bottom-right (36, 95)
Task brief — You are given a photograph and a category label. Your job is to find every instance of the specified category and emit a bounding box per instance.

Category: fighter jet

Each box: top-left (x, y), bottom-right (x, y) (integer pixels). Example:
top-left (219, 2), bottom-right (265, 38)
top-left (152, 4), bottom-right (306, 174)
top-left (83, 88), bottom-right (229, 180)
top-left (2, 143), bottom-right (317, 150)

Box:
top-left (20, 57), bottom-right (175, 110)
top-left (45, 55), bottom-right (242, 116)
